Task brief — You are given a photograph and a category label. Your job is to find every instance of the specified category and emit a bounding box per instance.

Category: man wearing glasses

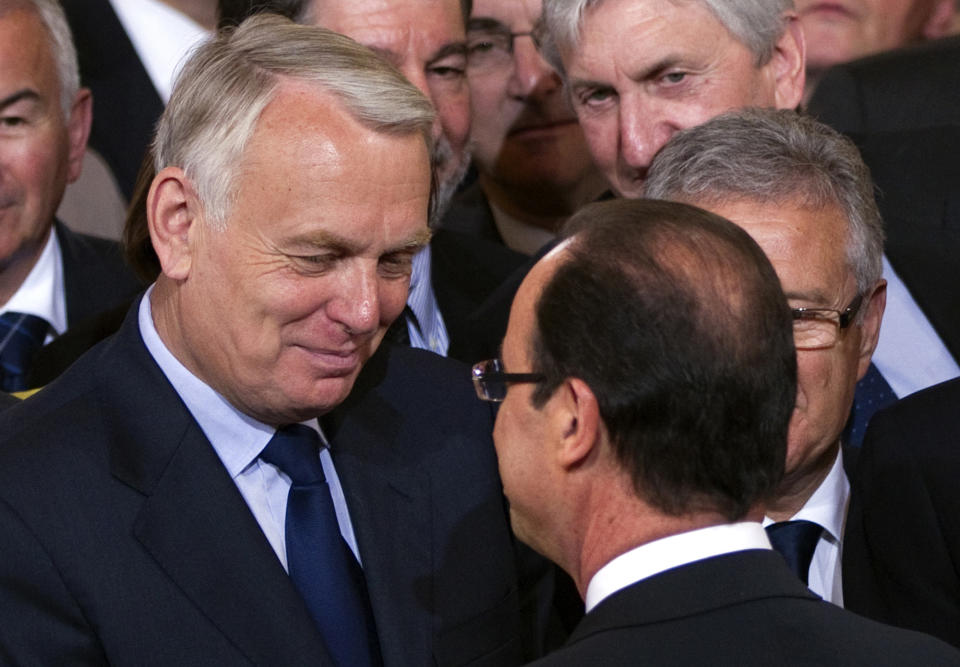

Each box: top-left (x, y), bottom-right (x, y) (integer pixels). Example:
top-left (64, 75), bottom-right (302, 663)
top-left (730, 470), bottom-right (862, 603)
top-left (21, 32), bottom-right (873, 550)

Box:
top-left (645, 108), bottom-right (885, 609)
top-left (469, 198), bottom-right (958, 664)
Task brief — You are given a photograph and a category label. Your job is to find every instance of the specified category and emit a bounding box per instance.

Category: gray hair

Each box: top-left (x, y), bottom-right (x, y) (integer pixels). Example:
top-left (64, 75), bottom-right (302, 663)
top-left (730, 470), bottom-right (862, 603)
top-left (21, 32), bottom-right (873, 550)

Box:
top-left (3, 0), bottom-right (81, 118)
top-left (154, 13), bottom-right (436, 227)
top-left (645, 108), bottom-right (884, 295)
top-left (540, 0), bottom-right (794, 76)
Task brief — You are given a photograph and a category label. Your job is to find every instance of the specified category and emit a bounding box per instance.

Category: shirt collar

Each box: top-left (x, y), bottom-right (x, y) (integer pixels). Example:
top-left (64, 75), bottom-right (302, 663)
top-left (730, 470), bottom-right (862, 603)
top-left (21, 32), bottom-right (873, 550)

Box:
top-left (585, 521), bottom-right (772, 612)
top-left (764, 448), bottom-right (849, 543)
top-left (2, 228), bottom-right (67, 337)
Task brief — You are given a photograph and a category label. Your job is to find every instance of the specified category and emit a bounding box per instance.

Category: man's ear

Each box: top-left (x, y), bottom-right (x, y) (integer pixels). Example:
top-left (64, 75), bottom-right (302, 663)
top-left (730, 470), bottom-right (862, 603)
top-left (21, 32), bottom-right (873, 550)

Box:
top-left (65, 88), bottom-right (93, 184)
top-left (856, 279), bottom-right (887, 380)
top-left (552, 377), bottom-right (602, 470)
top-left (769, 14), bottom-right (806, 110)
top-left (147, 167), bottom-right (201, 281)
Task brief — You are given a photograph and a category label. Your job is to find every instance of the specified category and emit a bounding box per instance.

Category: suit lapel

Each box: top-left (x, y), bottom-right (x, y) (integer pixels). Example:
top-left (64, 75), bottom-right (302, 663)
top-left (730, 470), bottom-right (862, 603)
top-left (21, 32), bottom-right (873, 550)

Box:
top-left (102, 308), bottom-right (332, 665)
top-left (324, 350), bottom-right (434, 666)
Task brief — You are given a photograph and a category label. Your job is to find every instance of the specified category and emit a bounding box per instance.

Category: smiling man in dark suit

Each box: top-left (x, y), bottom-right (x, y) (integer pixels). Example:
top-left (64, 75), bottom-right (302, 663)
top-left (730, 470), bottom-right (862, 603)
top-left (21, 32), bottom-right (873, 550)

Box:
top-left (0, 15), bottom-right (534, 665)
top-left (484, 197), bottom-right (960, 665)
top-left (0, 0), bottom-right (140, 391)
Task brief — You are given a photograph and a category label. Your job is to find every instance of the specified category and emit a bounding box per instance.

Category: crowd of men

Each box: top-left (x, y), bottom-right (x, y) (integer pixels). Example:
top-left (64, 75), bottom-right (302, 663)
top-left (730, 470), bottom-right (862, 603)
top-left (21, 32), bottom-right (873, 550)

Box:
top-left (0, 0), bottom-right (958, 664)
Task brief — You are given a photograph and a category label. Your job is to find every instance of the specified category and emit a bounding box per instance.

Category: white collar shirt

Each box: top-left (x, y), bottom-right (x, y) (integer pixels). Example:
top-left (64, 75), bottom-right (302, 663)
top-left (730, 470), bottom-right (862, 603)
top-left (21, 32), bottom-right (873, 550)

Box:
top-left (585, 522), bottom-right (772, 613)
top-left (764, 448), bottom-right (849, 606)
top-left (1, 229), bottom-right (66, 342)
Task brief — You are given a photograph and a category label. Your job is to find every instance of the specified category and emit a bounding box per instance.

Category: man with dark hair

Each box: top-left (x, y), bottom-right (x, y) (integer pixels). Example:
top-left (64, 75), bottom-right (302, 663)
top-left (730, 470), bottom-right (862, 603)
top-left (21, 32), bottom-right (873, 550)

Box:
top-left (480, 197), bottom-right (960, 665)
top-left (439, 0), bottom-right (606, 257)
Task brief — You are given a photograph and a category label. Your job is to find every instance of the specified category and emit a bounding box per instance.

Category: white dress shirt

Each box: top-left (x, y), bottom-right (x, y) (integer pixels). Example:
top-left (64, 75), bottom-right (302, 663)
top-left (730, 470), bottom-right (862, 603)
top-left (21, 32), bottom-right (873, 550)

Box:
top-left (138, 286), bottom-right (361, 569)
top-left (1, 230), bottom-right (66, 343)
top-left (764, 449), bottom-right (849, 606)
top-left (585, 522), bottom-right (773, 612)
top-left (109, 0), bottom-right (210, 103)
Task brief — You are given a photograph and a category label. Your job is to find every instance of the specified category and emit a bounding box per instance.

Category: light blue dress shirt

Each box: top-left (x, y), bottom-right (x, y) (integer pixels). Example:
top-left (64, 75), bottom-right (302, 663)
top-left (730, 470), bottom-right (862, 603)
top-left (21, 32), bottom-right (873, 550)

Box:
top-left (406, 245), bottom-right (450, 356)
top-left (137, 287), bottom-right (361, 569)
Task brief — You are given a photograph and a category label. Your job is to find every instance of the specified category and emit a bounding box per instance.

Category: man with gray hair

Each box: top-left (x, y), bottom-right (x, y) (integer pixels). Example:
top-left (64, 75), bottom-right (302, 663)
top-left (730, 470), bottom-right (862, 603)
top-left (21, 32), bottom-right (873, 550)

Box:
top-left (646, 108), bottom-right (887, 607)
top-left (0, 0), bottom-right (140, 392)
top-left (539, 0), bottom-right (806, 199)
top-left (541, 0), bottom-right (958, 444)
top-left (0, 15), bottom-right (534, 665)
top-left (218, 0), bottom-right (528, 364)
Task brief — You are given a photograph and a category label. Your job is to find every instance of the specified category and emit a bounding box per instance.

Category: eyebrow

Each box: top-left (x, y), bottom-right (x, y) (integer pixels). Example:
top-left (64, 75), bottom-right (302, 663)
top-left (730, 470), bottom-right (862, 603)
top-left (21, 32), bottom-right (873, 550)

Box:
top-left (0, 88), bottom-right (41, 110)
top-left (467, 17), bottom-right (509, 33)
top-left (783, 289), bottom-right (834, 305)
top-left (570, 54), bottom-right (685, 91)
top-left (428, 41), bottom-right (468, 64)
top-left (287, 228), bottom-right (433, 255)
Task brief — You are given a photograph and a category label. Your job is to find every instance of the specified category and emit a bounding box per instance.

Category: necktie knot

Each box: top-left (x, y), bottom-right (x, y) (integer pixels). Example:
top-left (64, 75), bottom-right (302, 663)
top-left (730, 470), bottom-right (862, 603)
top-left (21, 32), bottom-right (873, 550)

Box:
top-left (260, 423), bottom-right (325, 486)
top-left (0, 311), bottom-right (50, 391)
top-left (766, 519), bottom-right (823, 585)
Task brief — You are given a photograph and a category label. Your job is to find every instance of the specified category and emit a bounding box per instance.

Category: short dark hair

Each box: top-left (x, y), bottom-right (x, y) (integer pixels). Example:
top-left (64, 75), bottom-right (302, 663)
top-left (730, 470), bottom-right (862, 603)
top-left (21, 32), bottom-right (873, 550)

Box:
top-left (218, 0), bottom-right (473, 29)
top-left (532, 199), bottom-right (796, 520)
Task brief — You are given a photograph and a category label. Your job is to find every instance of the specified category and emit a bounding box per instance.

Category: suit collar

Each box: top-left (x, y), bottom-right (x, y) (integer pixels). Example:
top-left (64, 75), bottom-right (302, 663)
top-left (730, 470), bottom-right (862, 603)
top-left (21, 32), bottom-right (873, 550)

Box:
top-left (98, 304), bottom-right (333, 664)
top-left (571, 550), bottom-right (819, 643)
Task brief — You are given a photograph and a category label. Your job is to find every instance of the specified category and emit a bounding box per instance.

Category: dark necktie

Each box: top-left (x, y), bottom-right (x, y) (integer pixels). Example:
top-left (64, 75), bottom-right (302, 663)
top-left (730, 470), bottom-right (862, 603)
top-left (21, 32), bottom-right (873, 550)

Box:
top-left (260, 424), bottom-right (381, 666)
top-left (844, 362), bottom-right (897, 448)
top-left (0, 311), bottom-right (50, 391)
top-left (766, 520), bottom-right (823, 585)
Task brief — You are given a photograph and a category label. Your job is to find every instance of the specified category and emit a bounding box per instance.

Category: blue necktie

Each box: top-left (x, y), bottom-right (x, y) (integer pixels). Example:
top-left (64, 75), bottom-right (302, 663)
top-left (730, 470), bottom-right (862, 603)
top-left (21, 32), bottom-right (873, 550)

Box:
top-left (0, 311), bottom-right (49, 391)
top-left (260, 424), bottom-right (381, 666)
top-left (844, 362), bottom-right (897, 448)
top-left (766, 520), bottom-right (823, 585)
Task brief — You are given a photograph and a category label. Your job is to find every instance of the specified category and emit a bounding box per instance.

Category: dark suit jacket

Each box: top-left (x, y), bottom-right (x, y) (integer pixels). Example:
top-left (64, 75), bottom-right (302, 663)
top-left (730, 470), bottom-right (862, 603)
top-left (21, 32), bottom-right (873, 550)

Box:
top-left (57, 221), bottom-right (142, 327)
top-left (808, 36), bottom-right (960, 134)
top-left (843, 377), bottom-right (960, 648)
top-left (0, 391), bottom-right (18, 411)
top-left (0, 304), bottom-right (530, 665)
top-left (530, 550), bottom-right (960, 665)
top-left (438, 183), bottom-right (507, 247)
top-left (23, 223), bottom-right (142, 386)
top-left (430, 229), bottom-right (527, 364)
top-left (62, 0), bottom-right (164, 199)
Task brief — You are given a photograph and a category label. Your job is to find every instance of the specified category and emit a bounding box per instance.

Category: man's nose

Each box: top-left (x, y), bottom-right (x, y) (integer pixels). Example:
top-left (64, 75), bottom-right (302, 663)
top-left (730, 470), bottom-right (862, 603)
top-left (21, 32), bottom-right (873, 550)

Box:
top-left (507, 36), bottom-right (560, 100)
top-left (329, 265), bottom-right (381, 336)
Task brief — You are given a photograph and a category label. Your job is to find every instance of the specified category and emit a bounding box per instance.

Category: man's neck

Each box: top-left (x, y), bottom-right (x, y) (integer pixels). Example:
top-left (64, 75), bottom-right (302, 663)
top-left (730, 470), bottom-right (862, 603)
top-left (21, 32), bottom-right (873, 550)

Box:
top-left (573, 497), bottom-right (731, 599)
top-left (479, 171), bottom-right (607, 233)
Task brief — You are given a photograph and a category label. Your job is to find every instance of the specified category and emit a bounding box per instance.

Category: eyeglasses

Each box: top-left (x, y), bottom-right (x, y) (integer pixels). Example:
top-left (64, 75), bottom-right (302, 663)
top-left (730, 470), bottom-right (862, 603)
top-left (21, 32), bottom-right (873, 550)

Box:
top-left (791, 293), bottom-right (864, 350)
top-left (471, 358), bottom-right (545, 402)
top-left (466, 26), bottom-right (543, 74)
